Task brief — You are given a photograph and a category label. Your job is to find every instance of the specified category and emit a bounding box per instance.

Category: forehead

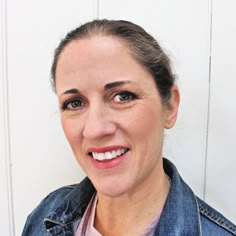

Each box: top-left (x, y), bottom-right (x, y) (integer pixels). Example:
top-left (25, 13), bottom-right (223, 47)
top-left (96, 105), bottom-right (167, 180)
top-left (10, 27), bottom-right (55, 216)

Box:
top-left (55, 35), bottom-right (155, 94)
top-left (56, 35), bottom-right (142, 77)
top-left (56, 36), bottom-right (134, 80)
top-left (57, 35), bottom-right (131, 68)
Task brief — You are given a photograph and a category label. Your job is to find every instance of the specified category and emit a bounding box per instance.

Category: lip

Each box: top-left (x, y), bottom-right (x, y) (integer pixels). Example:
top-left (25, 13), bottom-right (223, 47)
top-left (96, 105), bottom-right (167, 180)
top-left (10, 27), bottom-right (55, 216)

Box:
top-left (87, 145), bottom-right (129, 169)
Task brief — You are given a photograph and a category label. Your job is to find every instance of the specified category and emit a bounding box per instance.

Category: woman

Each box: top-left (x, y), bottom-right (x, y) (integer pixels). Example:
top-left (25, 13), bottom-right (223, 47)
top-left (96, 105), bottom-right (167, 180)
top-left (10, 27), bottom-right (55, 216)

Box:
top-left (22, 19), bottom-right (236, 235)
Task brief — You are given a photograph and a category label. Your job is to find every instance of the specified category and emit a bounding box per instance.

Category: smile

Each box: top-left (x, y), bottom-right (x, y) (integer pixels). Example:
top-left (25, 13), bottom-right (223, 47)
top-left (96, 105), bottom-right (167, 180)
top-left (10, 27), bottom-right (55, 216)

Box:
top-left (89, 148), bottom-right (129, 161)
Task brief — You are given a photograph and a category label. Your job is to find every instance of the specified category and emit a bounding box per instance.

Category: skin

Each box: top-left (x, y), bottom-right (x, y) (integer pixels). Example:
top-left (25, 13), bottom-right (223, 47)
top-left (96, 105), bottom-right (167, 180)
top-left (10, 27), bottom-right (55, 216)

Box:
top-left (55, 35), bottom-right (180, 235)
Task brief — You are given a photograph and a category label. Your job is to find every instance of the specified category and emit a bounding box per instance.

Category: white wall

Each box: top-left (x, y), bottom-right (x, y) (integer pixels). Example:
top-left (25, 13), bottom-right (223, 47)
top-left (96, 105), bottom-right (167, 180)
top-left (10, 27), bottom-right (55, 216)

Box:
top-left (205, 0), bottom-right (236, 223)
top-left (0, 0), bottom-right (235, 235)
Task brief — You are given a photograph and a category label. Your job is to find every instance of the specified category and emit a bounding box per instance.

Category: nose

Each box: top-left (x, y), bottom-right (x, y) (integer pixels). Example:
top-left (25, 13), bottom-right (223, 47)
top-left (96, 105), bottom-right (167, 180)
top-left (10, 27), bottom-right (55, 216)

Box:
top-left (82, 104), bottom-right (116, 140)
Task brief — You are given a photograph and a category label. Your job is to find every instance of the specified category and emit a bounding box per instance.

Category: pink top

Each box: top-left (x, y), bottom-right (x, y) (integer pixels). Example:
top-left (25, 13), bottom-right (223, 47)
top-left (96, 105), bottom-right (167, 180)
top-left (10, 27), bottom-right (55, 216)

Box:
top-left (76, 194), bottom-right (160, 236)
top-left (76, 194), bottom-right (101, 236)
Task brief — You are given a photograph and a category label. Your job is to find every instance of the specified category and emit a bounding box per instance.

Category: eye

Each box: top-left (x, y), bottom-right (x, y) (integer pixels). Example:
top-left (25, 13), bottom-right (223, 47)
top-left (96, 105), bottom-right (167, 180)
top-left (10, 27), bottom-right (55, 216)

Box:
top-left (62, 98), bottom-right (84, 111)
top-left (113, 91), bottom-right (136, 103)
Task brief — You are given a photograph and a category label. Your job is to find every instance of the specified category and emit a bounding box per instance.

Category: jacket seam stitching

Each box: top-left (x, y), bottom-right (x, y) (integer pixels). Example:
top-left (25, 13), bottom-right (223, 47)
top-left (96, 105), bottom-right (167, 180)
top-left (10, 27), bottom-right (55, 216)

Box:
top-left (198, 201), bottom-right (236, 235)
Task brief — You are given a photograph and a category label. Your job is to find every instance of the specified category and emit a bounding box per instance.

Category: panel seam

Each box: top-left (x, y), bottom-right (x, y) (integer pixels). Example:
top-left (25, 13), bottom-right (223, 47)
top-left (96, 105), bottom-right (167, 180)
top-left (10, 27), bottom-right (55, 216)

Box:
top-left (203, 0), bottom-right (213, 200)
top-left (93, 0), bottom-right (100, 19)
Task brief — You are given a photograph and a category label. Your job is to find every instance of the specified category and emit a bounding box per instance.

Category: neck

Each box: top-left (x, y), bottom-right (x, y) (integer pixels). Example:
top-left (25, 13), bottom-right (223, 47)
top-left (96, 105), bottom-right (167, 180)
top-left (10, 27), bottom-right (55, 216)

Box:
top-left (94, 159), bottom-right (170, 236)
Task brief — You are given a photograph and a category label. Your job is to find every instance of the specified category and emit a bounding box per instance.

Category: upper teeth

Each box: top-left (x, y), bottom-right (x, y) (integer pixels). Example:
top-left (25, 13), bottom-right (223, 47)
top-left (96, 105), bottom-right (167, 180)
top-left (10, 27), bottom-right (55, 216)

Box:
top-left (92, 148), bottom-right (127, 161)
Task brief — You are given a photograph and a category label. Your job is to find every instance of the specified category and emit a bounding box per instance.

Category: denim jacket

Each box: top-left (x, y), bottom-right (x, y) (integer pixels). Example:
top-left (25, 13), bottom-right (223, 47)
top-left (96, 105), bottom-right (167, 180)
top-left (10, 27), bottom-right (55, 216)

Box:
top-left (22, 158), bottom-right (236, 235)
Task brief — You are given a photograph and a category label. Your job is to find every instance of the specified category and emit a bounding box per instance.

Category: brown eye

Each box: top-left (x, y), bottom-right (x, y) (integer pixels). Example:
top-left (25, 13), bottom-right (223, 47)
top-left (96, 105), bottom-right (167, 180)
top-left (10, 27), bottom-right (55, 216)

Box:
top-left (114, 91), bottom-right (136, 103)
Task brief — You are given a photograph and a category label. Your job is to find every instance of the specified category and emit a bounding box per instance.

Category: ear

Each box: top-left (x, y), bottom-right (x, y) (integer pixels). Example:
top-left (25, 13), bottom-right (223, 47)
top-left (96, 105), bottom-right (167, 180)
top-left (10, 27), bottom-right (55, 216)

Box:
top-left (164, 85), bottom-right (180, 129)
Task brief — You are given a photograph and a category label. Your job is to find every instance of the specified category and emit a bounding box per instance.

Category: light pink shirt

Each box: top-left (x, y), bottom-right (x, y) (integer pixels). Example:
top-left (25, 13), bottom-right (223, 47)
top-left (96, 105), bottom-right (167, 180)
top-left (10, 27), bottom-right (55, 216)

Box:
top-left (76, 194), bottom-right (160, 236)
top-left (76, 194), bottom-right (101, 236)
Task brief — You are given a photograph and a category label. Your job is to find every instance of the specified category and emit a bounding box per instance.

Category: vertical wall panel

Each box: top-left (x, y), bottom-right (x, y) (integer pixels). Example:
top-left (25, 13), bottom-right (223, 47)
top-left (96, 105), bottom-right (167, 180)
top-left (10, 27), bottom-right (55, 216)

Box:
top-left (100, 0), bottom-right (211, 197)
top-left (206, 0), bottom-right (236, 223)
top-left (7, 1), bottom-right (96, 234)
top-left (0, 0), bottom-right (14, 234)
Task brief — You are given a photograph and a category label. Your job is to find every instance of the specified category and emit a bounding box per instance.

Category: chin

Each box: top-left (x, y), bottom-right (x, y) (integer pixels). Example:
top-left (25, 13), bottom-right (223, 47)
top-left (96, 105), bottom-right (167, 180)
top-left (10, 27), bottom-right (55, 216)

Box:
top-left (92, 176), bottom-right (131, 198)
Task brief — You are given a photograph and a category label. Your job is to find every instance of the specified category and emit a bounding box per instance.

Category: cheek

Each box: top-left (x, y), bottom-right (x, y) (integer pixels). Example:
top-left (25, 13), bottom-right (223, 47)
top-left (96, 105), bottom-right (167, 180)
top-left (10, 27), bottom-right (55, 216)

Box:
top-left (125, 105), bottom-right (165, 137)
top-left (61, 117), bottom-right (82, 145)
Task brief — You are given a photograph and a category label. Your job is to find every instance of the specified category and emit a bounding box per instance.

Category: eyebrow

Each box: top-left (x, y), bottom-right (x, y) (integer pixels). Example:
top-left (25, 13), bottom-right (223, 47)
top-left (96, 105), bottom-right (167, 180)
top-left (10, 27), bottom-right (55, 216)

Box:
top-left (60, 80), bottom-right (131, 97)
top-left (60, 88), bottom-right (80, 97)
top-left (104, 80), bottom-right (131, 90)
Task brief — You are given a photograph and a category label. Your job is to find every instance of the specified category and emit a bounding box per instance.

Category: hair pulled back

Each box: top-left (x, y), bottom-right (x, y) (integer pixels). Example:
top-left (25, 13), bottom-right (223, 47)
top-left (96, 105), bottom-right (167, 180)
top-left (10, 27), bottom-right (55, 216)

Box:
top-left (51, 19), bottom-right (175, 104)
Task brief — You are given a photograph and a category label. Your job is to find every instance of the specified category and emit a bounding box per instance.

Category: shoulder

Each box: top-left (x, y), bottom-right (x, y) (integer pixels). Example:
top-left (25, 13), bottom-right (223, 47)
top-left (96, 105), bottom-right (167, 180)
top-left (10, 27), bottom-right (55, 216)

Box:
top-left (30, 183), bottom-right (78, 216)
top-left (22, 178), bottom-right (95, 235)
top-left (163, 158), bottom-right (235, 235)
top-left (22, 184), bottom-right (78, 235)
top-left (196, 197), bottom-right (236, 235)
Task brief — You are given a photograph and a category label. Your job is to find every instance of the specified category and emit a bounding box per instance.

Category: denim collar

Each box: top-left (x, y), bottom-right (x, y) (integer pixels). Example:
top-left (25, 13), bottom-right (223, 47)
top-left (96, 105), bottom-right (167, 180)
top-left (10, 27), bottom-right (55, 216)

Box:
top-left (154, 159), bottom-right (201, 235)
top-left (44, 158), bottom-right (201, 235)
top-left (44, 178), bottom-right (95, 234)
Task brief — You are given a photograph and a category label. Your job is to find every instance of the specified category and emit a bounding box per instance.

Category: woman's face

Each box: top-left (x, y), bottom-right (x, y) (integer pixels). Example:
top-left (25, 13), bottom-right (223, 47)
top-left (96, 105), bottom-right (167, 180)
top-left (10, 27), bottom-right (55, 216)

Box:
top-left (56, 36), bottom-right (179, 197)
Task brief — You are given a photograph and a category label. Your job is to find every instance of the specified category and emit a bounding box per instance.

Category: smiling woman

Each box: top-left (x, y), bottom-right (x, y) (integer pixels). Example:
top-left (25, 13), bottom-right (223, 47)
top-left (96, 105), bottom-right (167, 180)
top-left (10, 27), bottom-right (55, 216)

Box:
top-left (56, 34), bottom-right (173, 202)
top-left (22, 19), bottom-right (236, 236)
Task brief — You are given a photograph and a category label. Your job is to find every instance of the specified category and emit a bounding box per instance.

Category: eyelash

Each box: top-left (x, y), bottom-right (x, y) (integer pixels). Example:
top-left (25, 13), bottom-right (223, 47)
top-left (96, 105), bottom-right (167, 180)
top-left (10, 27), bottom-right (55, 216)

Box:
top-left (61, 97), bottom-right (85, 111)
top-left (61, 91), bottom-right (137, 112)
top-left (113, 91), bottom-right (137, 103)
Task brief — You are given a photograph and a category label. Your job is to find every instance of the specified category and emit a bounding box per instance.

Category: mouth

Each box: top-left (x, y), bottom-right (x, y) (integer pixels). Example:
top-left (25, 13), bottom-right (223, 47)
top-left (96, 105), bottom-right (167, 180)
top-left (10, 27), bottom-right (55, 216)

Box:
top-left (88, 148), bottom-right (129, 161)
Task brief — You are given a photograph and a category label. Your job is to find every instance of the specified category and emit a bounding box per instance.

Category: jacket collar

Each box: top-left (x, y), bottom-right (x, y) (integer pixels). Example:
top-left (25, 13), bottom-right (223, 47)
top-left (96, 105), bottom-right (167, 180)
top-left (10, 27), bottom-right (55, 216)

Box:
top-left (44, 178), bottom-right (95, 233)
top-left (154, 158), bottom-right (201, 235)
